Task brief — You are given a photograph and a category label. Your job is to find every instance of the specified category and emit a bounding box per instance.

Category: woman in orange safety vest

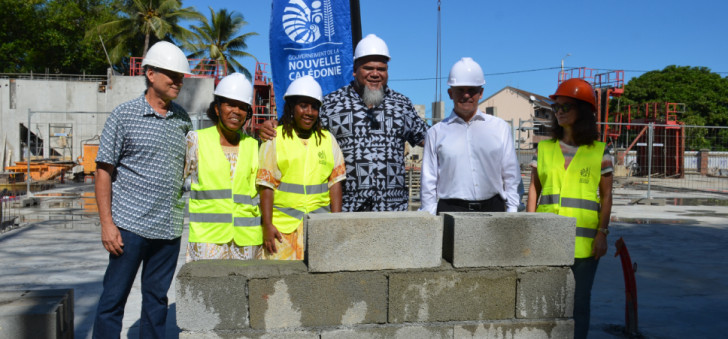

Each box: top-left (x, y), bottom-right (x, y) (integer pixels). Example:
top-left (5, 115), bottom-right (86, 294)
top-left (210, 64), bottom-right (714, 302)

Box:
top-left (256, 76), bottom-right (346, 260)
top-left (527, 78), bottom-right (613, 339)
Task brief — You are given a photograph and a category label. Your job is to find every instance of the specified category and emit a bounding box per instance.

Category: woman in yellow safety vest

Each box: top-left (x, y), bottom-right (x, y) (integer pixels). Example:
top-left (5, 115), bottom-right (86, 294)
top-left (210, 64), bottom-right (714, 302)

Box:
top-left (184, 73), bottom-right (262, 262)
top-left (256, 75), bottom-right (346, 260)
top-left (527, 78), bottom-right (613, 339)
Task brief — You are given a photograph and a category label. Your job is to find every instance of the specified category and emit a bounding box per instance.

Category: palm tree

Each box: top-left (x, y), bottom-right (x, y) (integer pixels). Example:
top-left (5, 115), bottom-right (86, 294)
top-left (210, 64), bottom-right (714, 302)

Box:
top-left (184, 7), bottom-right (258, 79)
top-left (89, 0), bottom-right (202, 65)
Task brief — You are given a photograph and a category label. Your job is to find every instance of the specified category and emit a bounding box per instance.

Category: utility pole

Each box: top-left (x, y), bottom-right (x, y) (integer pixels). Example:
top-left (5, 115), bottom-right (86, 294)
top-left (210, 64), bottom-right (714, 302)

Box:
top-left (560, 53), bottom-right (571, 81)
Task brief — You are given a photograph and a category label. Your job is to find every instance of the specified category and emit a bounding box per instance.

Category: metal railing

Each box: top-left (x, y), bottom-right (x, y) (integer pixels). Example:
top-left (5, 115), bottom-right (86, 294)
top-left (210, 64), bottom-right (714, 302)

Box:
top-left (515, 123), bottom-right (728, 197)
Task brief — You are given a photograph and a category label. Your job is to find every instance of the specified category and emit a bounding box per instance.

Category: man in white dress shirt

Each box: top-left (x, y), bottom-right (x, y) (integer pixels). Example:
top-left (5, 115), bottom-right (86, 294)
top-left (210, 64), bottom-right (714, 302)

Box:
top-left (420, 57), bottom-right (520, 215)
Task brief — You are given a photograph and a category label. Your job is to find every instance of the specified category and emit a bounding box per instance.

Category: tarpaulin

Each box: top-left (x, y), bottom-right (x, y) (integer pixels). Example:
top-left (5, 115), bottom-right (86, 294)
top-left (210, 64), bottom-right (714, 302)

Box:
top-left (270, 0), bottom-right (354, 117)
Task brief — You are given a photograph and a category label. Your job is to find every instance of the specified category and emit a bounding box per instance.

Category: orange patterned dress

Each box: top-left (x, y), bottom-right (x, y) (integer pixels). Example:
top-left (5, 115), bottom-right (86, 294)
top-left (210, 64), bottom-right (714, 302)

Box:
top-left (256, 133), bottom-right (346, 260)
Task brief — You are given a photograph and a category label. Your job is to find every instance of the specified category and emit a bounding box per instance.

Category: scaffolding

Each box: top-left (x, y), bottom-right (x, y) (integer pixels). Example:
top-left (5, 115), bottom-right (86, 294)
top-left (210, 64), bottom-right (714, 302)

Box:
top-left (248, 62), bottom-right (277, 133)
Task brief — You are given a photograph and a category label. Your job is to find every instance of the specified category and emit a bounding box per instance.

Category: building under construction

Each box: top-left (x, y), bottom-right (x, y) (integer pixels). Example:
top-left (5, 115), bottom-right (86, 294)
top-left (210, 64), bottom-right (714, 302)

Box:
top-left (0, 59), bottom-right (276, 195)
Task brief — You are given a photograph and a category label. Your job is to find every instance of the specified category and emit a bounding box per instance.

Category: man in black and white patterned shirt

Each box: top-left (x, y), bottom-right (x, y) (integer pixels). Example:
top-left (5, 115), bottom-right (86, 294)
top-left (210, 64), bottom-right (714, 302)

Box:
top-left (261, 34), bottom-right (428, 211)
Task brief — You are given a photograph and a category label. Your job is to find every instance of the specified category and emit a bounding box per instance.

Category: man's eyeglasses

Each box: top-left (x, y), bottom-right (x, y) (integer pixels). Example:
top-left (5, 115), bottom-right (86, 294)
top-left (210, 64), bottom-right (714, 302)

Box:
top-left (152, 67), bottom-right (185, 83)
top-left (452, 87), bottom-right (482, 96)
top-left (551, 103), bottom-right (574, 113)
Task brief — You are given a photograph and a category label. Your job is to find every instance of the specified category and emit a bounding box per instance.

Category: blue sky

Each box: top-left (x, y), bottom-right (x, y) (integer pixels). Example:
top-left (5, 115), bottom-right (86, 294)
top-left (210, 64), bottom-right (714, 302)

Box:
top-left (183, 0), bottom-right (728, 117)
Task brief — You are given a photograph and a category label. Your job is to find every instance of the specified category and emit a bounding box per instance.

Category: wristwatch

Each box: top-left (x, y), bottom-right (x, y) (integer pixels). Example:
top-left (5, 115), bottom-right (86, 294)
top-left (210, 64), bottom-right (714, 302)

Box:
top-left (598, 227), bottom-right (610, 235)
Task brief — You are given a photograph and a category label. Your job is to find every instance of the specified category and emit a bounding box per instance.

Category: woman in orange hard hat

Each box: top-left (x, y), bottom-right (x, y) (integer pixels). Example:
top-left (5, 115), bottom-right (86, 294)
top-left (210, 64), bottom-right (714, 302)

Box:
top-left (527, 78), bottom-right (613, 339)
top-left (256, 76), bottom-right (345, 260)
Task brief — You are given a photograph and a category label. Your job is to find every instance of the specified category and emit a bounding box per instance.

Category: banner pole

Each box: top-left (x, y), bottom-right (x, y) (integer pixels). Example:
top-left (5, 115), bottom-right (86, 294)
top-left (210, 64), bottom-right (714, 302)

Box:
top-left (350, 0), bottom-right (362, 48)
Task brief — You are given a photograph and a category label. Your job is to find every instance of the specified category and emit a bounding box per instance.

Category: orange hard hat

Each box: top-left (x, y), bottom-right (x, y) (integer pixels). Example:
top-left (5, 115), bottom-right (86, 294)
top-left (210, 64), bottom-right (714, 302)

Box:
top-left (550, 78), bottom-right (596, 111)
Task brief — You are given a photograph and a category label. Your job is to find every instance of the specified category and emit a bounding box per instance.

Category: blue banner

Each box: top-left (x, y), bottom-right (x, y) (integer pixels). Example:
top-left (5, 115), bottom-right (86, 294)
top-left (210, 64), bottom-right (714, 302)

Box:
top-left (270, 0), bottom-right (354, 117)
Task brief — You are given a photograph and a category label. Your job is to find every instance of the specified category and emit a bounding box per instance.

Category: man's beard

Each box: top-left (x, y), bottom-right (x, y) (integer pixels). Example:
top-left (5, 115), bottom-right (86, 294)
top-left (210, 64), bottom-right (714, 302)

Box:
top-left (362, 86), bottom-right (385, 107)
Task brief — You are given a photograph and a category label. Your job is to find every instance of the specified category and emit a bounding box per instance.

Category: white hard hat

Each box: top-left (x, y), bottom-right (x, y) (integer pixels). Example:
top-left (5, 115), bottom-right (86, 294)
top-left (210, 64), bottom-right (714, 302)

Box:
top-left (141, 41), bottom-right (192, 75)
top-left (354, 34), bottom-right (390, 61)
top-left (284, 75), bottom-right (323, 105)
top-left (214, 73), bottom-right (253, 105)
top-left (447, 57), bottom-right (485, 87)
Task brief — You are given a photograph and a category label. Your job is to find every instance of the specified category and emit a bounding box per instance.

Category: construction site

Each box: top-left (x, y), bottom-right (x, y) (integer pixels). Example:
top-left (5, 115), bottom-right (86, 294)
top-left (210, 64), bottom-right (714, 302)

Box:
top-left (0, 35), bottom-right (728, 338)
top-left (0, 57), bottom-right (278, 223)
top-left (0, 51), bottom-right (727, 338)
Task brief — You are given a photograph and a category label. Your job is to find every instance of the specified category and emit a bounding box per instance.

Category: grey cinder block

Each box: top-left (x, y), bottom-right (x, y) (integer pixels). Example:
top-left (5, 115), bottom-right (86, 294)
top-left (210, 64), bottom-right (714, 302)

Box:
top-left (248, 272), bottom-right (387, 329)
top-left (176, 260), bottom-right (307, 331)
top-left (306, 212), bottom-right (443, 272)
top-left (0, 289), bottom-right (74, 339)
top-left (517, 267), bottom-right (575, 319)
top-left (454, 319), bottom-right (574, 338)
top-left (388, 270), bottom-right (516, 323)
top-left (179, 330), bottom-right (320, 339)
top-left (443, 213), bottom-right (575, 267)
top-left (322, 324), bottom-right (453, 338)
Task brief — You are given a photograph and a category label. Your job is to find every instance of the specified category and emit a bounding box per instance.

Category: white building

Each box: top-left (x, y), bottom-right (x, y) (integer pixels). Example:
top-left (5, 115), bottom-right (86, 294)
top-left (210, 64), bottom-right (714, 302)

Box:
top-left (478, 86), bottom-right (553, 150)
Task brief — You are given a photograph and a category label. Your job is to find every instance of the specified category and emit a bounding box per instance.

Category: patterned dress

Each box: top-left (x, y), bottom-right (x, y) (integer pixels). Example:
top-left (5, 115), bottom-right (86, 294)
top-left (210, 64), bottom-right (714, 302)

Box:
top-left (320, 82), bottom-right (428, 211)
top-left (256, 132), bottom-right (346, 260)
top-left (184, 131), bottom-right (261, 262)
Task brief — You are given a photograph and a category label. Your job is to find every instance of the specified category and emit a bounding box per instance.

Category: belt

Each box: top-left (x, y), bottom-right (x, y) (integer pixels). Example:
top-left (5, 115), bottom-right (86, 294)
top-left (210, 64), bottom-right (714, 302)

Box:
top-left (440, 198), bottom-right (496, 211)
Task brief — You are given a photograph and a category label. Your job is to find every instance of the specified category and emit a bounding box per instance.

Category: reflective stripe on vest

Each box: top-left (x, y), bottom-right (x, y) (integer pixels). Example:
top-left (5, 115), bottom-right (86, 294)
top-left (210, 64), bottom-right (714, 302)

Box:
top-left (189, 213), bottom-right (230, 223)
top-left (234, 194), bottom-right (259, 205)
top-left (540, 194), bottom-right (600, 212)
top-left (274, 205), bottom-right (306, 220)
top-left (576, 227), bottom-right (598, 238)
top-left (540, 194), bottom-right (560, 205)
top-left (273, 204), bottom-right (331, 220)
top-left (188, 126), bottom-right (262, 246)
top-left (271, 126), bottom-right (335, 234)
top-left (278, 182), bottom-right (329, 195)
top-left (536, 139), bottom-right (605, 258)
top-left (234, 216), bottom-right (262, 227)
top-left (190, 189), bottom-right (229, 200)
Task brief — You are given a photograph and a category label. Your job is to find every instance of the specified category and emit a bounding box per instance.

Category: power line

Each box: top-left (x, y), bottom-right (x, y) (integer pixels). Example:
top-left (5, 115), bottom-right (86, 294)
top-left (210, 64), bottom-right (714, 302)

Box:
top-left (390, 66), bottom-right (728, 82)
top-left (487, 66), bottom-right (561, 76)
top-left (390, 66), bottom-right (560, 82)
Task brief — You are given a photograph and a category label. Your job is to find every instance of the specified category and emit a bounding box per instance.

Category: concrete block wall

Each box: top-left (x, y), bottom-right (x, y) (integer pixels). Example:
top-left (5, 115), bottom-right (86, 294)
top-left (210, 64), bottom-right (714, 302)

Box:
top-left (177, 212), bottom-right (576, 338)
top-left (0, 289), bottom-right (74, 339)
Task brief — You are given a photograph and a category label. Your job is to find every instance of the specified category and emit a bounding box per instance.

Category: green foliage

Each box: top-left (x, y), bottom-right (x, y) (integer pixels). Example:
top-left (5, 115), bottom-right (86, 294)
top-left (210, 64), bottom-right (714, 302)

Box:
top-left (184, 7), bottom-right (258, 79)
top-left (616, 65), bottom-right (728, 150)
top-left (619, 65), bottom-right (728, 127)
top-left (89, 0), bottom-right (203, 73)
top-left (0, 1), bottom-right (259, 77)
top-left (0, 0), bottom-right (116, 74)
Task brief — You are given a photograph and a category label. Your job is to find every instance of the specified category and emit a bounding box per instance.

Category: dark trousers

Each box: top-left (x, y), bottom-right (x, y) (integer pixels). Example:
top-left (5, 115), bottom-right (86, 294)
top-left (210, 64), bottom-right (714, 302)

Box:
top-left (572, 257), bottom-right (600, 339)
top-left (436, 195), bottom-right (506, 214)
top-left (93, 228), bottom-right (181, 339)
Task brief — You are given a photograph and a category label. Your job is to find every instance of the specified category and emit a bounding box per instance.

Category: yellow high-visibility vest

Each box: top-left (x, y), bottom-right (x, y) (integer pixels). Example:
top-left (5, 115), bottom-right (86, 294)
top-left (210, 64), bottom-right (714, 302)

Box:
top-left (272, 126), bottom-right (334, 234)
top-left (188, 126), bottom-right (262, 245)
top-left (536, 139), bottom-right (604, 258)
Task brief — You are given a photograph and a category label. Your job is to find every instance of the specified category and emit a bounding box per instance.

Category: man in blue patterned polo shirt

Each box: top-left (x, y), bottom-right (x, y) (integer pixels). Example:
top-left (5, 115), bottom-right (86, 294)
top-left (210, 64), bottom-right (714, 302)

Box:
top-left (92, 41), bottom-right (192, 339)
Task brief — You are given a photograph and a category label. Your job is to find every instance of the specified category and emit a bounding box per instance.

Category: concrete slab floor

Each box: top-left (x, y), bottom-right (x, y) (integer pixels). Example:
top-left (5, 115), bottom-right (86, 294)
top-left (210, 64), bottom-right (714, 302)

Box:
top-left (1, 181), bottom-right (727, 338)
